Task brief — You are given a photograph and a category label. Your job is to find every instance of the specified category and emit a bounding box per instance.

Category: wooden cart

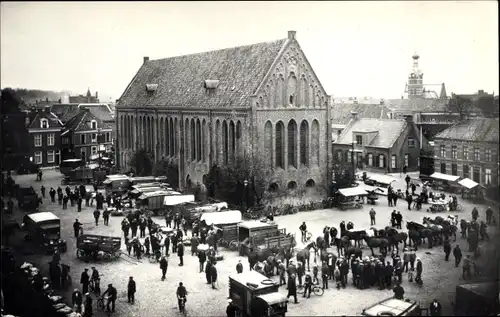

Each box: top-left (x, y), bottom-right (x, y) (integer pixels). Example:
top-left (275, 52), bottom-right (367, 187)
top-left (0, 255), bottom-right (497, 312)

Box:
top-left (76, 234), bottom-right (122, 261)
top-left (336, 187), bottom-right (368, 211)
top-left (238, 221), bottom-right (296, 256)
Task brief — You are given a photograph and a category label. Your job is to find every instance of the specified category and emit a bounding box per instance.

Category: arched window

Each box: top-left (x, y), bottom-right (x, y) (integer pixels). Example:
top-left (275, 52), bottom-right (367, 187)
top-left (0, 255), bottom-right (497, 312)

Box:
top-left (184, 118), bottom-right (189, 159)
top-left (311, 120), bottom-right (320, 166)
top-left (236, 121), bottom-right (242, 158)
top-left (164, 118), bottom-right (169, 157)
top-left (215, 120), bottom-right (221, 164)
top-left (173, 118), bottom-right (178, 156)
top-left (264, 121), bottom-right (273, 168)
top-left (299, 120), bottom-right (309, 166)
top-left (276, 75), bottom-right (284, 106)
top-left (202, 120), bottom-right (207, 162)
top-left (287, 120), bottom-right (297, 168)
top-left (268, 183), bottom-right (279, 192)
top-left (287, 74), bottom-right (297, 106)
top-left (287, 181), bottom-right (297, 190)
top-left (305, 179), bottom-right (315, 188)
top-left (275, 121), bottom-right (284, 168)
top-left (301, 76), bottom-right (309, 106)
top-left (196, 119), bottom-right (201, 161)
top-left (190, 119), bottom-right (196, 161)
top-left (169, 118), bottom-right (174, 156)
top-left (222, 120), bottom-right (228, 164)
top-left (159, 118), bottom-right (164, 155)
top-left (230, 121), bottom-right (235, 163)
top-left (146, 117), bottom-right (151, 150)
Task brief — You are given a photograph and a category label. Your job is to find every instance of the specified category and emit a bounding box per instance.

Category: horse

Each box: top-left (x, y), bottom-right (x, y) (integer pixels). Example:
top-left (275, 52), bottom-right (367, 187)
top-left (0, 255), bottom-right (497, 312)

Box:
top-left (320, 251), bottom-right (337, 267)
top-left (384, 228), bottom-right (408, 252)
top-left (316, 236), bottom-right (328, 258)
top-left (275, 246), bottom-right (294, 267)
top-left (344, 246), bottom-right (362, 259)
top-left (296, 241), bottom-right (316, 270)
top-left (342, 230), bottom-right (366, 248)
top-left (434, 217), bottom-right (457, 242)
top-left (363, 236), bottom-right (389, 256)
top-left (247, 248), bottom-right (274, 270)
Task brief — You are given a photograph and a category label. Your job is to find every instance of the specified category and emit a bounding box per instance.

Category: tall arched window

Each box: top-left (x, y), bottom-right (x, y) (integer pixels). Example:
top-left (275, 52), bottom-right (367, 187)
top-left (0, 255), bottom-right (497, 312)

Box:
top-left (131, 116), bottom-right (135, 150)
top-left (190, 119), bottom-right (196, 161)
top-left (119, 116), bottom-right (124, 149)
top-left (275, 121), bottom-right (284, 168)
top-left (164, 118), bottom-right (169, 157)
top-left (264, 121), bottom-right (273, 168)
top-left (236, 121), bottom-right (242, 158)
top-left (184, 118), bottom-right (189, 160)
top-left (300, 120), bottom-right (309, 166)
top-left (158, 118), bottom-right (163, 155)
top-left (301, 76), bottom-right (309, 107)
top-left (202, 120), bottom-right (207, 162)
top-left (287, 119), bottom-right (297, 168)
top-left (276, 75), bottom-right (285, 106)
top-left (146, 117), bottom-right (151, 150)
top-left (170, 118), bottom-right (175, 156)
top-left (287, 74), bottom-right (297, 106)
top-left (215, 120), bottom-right (221, 164)
top-left (268, 81), bottom-right (275, 108)
top-left (196, 119), bottom-right (202, 161)
top-left (229, 121), bottom-right (235, 163)
top-left (311, 120), bottom-right (320, 165)
top-left (222, 121), bottom-right (229, 164)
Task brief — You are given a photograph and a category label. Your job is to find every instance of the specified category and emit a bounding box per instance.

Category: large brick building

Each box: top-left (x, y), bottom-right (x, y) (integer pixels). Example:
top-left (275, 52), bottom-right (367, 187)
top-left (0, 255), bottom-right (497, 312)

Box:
top-left (433, 118), bottom-right (499, 186)
top-left (116, 31), bottom-right (332, 192)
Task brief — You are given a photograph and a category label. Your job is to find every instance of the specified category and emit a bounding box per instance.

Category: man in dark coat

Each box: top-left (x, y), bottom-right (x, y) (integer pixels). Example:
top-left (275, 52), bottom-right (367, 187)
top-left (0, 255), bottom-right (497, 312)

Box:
top-left (287, 273), bottom-right (298, 304)
top-left (205, 261), bottom-right (212, 284)
top-left (139, 218), bottom-right (147, 238)
top-left (102, 284), bottom-right (117, 313)
top-left (486, 206), bottom-right (494, 225)
top-left (127, 276), bottom-right (136, 304)
top-left (177, 242), bottom-right (185, 266)
top-left (160, 255), bottom-right (169, 281)
top-left (164, 235), bottom-right (171, 255)
top-left (385, 262), bottom-right (393, 289)
top-left (393, 282), bottom-right (404, 300)
top-left (236, 259), bottom-right (243, 274)
top-left (50, 187), bottom-right (56, 203)
top-left (406, 194), bottom-right (413, 211)
top-left (80, 268), bottom-right (90, 294)
top-left (130, 219), bottom-right (138, 237)
top-left (74, 219), bottom-right (82, 238)
top-left (72, 288), bottom-right (83, 313)
top-left (77, 196), bottom-right (83, 212)
top-left (41, 185), bottom-right (46, 198)
top-left (102, 208), bottom-right (110, 225)
top-left (93, 209), bottom-right (100, 226)
top-left (171, 235), bottom-right (178, 253)
top-left (210, 261), bottom-right (218, 289)
top-left (453, 245), bottom-right (462, 267)
top-left (321, 261), bottom-right (329, 289)
top-left (443, 239), bottom-right (451, 261)
top-left (415, 258), bottom-right (423, 284)
top-left (429, 299), bottom-right (442, 316)
top-left (83, 293), bottom-right (93, 317)
top-left (198, 250), bottom-right (207, 273)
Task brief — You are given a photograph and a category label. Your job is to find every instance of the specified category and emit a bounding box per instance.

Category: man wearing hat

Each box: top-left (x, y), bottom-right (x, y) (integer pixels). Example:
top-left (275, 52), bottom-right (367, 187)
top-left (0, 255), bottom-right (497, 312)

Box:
top-left (83, 292), bottom-right (93, 317)
top-left (127, 276), bottom-right (136, 304)
top-left (303, 271), bottom-right (313, 298)
top-left (90, 267), bottom-right (100, 295)
top-left (101, 283), bottom-right (117, 313)
top-left (287, 273), bottom-right (298, 304)
top-left (321, 261), bottom-right (329, 289)
top-left (160, 255), bottom-right (169, 281)
top-left (278, 260), bottom-right (286, 286)
top-left (236, 259), bottom-right (243, 274)
top-left (415, 258), bottom-right (423, 285)
top-left (72, 288), bottom-right (83, 313)
top-left (80, 268), bottom-right (90, 295)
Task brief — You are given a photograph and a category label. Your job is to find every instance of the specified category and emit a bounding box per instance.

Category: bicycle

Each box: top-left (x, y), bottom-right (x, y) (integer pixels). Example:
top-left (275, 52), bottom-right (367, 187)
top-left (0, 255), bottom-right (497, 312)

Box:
top-left (179, 297), bottom-right (187, 316)
top-left (97, 296), bottom-right (112, 316)
top-left (296, 284), bottom-right (324, 296)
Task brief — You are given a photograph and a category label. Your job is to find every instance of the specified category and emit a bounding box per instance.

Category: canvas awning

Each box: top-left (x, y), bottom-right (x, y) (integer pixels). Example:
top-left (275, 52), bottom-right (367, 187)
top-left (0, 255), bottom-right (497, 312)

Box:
top-left (200, 210), bottom-right (242, 226)
top-left (430, 172), bottom-right (460, 182)
top-left (367, 174), bottom-right (397, 185)
top-left (458, 178), bottom-right (479, 189)
top-left (338, 187), bottom-right (368, 197)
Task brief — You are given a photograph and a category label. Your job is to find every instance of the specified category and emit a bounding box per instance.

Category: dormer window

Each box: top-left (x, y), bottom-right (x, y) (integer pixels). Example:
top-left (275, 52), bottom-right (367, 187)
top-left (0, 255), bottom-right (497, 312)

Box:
top-left (203, 80), bottom-right (219, 89)
top-left (91, 120), bottom-right (97, 130)
top-left (145, 84), bottom-right (158, 92)
top-left (40, 118), bottom-right (49, 129)
top-left (355, 135), bottom-right (363, 145)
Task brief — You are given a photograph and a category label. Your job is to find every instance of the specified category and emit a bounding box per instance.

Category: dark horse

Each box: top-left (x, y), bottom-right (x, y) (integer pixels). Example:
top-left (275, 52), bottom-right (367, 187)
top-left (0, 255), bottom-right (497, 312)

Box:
top-left (363, 236), bottom-right (389, 256)
top-left (247, 248), bottom-right (274, 270)
top-left (384, 227), bottom-right (408, 252)
top-left (296, 241), bottom-right (316, 271)
top-left (342, 229), bottom-right (366, 248)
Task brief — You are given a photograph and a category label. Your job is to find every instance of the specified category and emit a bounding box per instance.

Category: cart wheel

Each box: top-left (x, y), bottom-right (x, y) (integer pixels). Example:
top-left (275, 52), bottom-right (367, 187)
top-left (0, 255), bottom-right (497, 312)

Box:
top-left (456, 204), bottom-right (463, 212)
top-left (77, 249), bottom-right (85, 258)
top-left (313, 286), bottom-right (324, 296)
top-left (102, 252), bottom-right (111, 261)
top-left (292, 207), bottom-right (299, 214)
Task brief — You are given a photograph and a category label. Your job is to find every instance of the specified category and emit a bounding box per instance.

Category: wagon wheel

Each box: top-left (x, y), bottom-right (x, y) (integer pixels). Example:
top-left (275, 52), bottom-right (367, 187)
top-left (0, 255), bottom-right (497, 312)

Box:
top-left (456, 204), bottom-right (463, 212)
top-left (102, 252), bottom-right (112, 261)
top-left (229, 240), bottom-right (239, 250)
top-left (61, 179), bottom-right (67, 185)
top-left (292, 207), bottom-right (299, 214)
top-left (77, 249), bottom-right (85, 259)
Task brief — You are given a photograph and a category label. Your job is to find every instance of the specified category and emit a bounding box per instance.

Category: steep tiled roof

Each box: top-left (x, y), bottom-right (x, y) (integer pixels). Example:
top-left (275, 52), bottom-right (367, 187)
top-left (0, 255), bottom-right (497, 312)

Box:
top-left (435, 118), bottom-right (499, 143)
top-left (118, 39), bottom-right (288, 108)
top-left (331, 103), bottom-right (391, 124)
top-left (64, 109), bottom-right (113, 132)
top-left (51, 104), bottom-right (81, 122)
top-left (336, 118), bottom-right (407, 148)
top-left (385, 98), bottom-right (449, 112)
top-left (79, 104), bottom-right (114, 121)
top-left (28, 110), bottom-right (63, 129)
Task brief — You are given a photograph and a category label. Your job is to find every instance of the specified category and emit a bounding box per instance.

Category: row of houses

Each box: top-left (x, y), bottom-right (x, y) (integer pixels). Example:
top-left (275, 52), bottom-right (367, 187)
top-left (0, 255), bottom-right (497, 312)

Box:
top-left (24, 102), bottom-right (115, 168)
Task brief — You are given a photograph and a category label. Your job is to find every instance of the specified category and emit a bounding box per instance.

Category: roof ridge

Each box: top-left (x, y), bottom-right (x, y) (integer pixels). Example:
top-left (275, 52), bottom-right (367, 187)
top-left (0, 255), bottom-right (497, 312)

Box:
top-left (150, 38), bottom-right (287, 63)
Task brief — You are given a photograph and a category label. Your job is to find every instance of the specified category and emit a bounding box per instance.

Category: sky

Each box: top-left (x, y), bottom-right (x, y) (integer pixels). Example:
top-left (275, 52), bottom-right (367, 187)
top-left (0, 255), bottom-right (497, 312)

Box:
top-left (1, 1), bottom-right (498, 101)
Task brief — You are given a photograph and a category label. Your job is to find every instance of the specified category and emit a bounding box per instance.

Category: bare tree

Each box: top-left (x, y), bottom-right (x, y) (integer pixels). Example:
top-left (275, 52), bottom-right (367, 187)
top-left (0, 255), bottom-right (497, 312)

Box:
top-left (448, 95), bottom-right (472, 119)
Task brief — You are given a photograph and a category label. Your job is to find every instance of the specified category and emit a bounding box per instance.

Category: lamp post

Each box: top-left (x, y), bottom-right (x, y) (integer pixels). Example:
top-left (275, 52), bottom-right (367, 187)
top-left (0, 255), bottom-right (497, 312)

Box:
top-left (243, 179), bottom-right (249, 212)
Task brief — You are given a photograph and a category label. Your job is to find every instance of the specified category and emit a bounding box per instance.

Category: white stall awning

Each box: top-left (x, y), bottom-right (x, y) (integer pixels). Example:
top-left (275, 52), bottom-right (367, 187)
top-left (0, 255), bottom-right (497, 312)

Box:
top-left (367, 174), bottom-right (397, 185)
top-left (338, 187), bottom-right (368, 197)
top-left (430, 172), bottom-right (460, 182)
top-left (458, 178), bottom-right (479, 189)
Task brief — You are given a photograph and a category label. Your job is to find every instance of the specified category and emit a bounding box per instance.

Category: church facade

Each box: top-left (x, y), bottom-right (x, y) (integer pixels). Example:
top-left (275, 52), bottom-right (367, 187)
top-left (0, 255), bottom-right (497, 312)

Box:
top-left (115, 31), bottom-right (332, 193)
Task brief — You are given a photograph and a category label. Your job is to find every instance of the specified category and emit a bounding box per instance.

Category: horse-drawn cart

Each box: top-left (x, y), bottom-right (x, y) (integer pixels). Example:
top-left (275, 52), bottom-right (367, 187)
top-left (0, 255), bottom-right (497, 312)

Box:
top-left (336, 187), bottom-right (367, 210)
top-left (200, 210), bottom-right (242, 251)
top-left (428, 201), bottom-right (448, 213)
top-left (238, 221), bottom-right (296, 256)
top-left (76, 234), bottom-right (122, 261)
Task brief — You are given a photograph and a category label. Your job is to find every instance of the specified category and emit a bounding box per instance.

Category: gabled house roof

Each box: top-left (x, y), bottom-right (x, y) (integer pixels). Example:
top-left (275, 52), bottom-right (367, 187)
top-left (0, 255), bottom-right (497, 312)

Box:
top-left (51, 103), bottom-right (115, 123)
top-left (335, 118), bottom-right (407, 148)
top-left (27, 110), bottom-right (63, 129)
top-left (331, 103), bottom-right (391, 125)
top-left (64, 108), bottom-right (113, 132)
top-left (435, 118), bottom-right (499, 143)
top-left (78, 104), bottom-right (115, 121)
top-left (118, 38), bottom-right (288, 108)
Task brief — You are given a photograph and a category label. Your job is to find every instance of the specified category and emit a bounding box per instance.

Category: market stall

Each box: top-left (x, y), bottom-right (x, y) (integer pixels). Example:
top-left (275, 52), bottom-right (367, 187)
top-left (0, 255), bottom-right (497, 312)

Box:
top-left (335, 187), bottom-right (368, 210)
top-left (429, 172), bottom-right (460, 193)
top-left (458, 178), bottom-right (484, 201)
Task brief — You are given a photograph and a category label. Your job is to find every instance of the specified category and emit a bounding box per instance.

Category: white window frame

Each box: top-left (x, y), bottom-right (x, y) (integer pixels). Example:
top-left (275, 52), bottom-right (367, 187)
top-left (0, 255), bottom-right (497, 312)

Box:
top-left (407, 137), bottom-right (415, 148)
top-left (391, 155), bottom-right (397, 169)
top-left (379, 155), bottom-right (384, 168)
top-left (34, 134), bottom-right (42, 147)
top-left (34, 151), bottom-right (42, 165)
top-left (40, 118), bottom-right (49, 129)
top-left (474, 148), bottom-right (480, 161)
top-left (47, 133), bottom-right (55, 146)
top-left (404, 154), bottom-right (409, 167)
top-left (485, 149), bottom-right (492, 162)
top-left (91, 120), bottom-right (97, 130)
top-left (368, 154), bottom-right (373, 166)
top-left (91, 133), bottom-right (97, 143)
top-left (91, 146), bottom-right (98, 155)
top-left (440, 145), bottom-right (446, 158)
top-left (485, 168), bottom-right (491, 184)
top-left (452, 146), bottom-right (457, 159)
top-left (47, 150), bottom-right (55, 163)
top-left (355, 135), bottom-right (363, 145)
top-left (463, 146), bottom-right (469, 160)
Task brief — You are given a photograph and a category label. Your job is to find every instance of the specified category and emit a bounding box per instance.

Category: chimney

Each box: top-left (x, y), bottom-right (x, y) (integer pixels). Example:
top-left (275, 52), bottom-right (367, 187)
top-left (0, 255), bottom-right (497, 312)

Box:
top-left (288, 31), bottom-right (296, 40)
top-left (351, 111), bottom-right (359, 120)
top-left (404, 115), bottom-right (413, 123)
top-left (44, 106), bottom-right (51, 114)
top-left (143, 56), bottom-right (149, 64)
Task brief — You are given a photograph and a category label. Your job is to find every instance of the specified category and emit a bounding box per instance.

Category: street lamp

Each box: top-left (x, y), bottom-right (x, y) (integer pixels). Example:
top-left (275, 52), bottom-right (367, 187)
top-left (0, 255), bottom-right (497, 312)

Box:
top-left (243, 179), bottom-right (249, 212)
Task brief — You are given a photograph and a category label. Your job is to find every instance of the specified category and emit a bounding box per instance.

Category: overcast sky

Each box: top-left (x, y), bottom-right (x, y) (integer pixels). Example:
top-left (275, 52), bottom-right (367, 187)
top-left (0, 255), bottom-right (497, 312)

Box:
top-left (1, 1), bottom-right (498, 101)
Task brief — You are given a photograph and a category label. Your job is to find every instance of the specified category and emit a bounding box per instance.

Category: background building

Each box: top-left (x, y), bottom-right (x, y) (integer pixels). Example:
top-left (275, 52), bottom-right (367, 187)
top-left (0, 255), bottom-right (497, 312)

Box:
top-left (26, 107), bottom-right (63, 167)
top-left (116, 31), bottom-right (332, 192)
top-left (433, 117), bottom-right (499, 186)
top-left (68, 88), bottom-right (99, 104)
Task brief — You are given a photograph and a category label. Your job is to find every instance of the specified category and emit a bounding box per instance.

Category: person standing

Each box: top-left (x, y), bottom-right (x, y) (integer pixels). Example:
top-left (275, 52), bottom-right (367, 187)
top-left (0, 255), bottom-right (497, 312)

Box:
top-left (41, 185), bottom-right (46, 198)
top-left (83, 292), bottom-right (93, 317)
top-left (287, 273), bottom-right (298, 304)
top-left (177, 242), bottom-right (185, 266)
top-left (139, 218), bottom-right (147, 238)
top-left (93, 209), bottom-right (100, 226)
top-left (102, 208), bottom-right (110, 226)
top-left (210, 261), bottom-right (218, 289)
top-left (303, 272), bottom-right (312, 298)
top-left (321, 261), bottom-right (329, 289)
top-left (80, 268), bottom-right (90, 295)
top-left (72, 288), bottom-right (83, 313)
top-left (63, 195), bottom-right (69, 209)
top-left (236, 259), bottom-right (243, 274)
top-left (198, 250), bottom-right (206, 273)
top-left (415, 258), bottom-right (423, 284)
top-left (406, 194), bottom-right (413, 211)
top-left (299, 222), bottom-right (307, 243)
top-left (77, 196), bottom-right (82, 212)
top-left (205, 261), bottom-right (212, 284)
top-left (127, 276), bottom-right (136, 304)
top-left (453, 245), bottom-right (462, 267)
top-left (369, 208), bottom-right (376, 225)
top-left (73, 219), bottom-right (82, 238)
top-left (190, 234), bottom-right (199, 256)
top-left (486, 206), bottom-right (493, 225)
top-left (443, 239), bottom-right (451, 261)
top-left (101, 284), bottom-right (117, 313)
top-left (160, 255), bottom-right (169, 281)
top-left (49, 187), bottom-right (56, 203)
top-left (393, 282), bottom-right (404, 300)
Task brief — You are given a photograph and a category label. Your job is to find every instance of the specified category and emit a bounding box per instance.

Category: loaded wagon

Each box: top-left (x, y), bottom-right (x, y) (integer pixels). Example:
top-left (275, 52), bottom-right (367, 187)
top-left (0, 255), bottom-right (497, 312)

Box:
top-left (200, 210), bottom-right (242, 251)
top-left (61, 166), bottom-right (94, 185)
top-left (238, 221), bottom-right (296, 256)
top-left (229, 271), bottom-right (288, 317)
top-left (103, 175), bottom-right (131, 196)
top-left (163, 194), bottom-right (196, 218)
top-left (76, 234), bottom-right (121, 261)
top-left (137, 190), bottom-right (182, 216)
top-left (364, 174), bottom-right (397, 196)
top-left (335, 187), bottom-right (367, 210)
